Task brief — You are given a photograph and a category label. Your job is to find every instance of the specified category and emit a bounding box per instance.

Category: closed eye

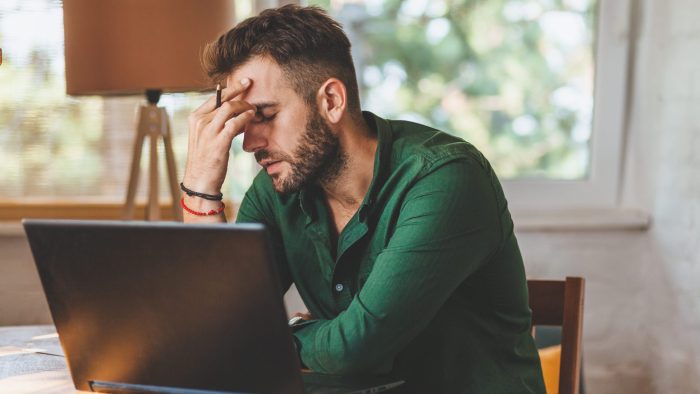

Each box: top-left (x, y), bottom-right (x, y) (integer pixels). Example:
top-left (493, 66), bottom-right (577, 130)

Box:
top-left (252, 112), bottom-right (277, 124)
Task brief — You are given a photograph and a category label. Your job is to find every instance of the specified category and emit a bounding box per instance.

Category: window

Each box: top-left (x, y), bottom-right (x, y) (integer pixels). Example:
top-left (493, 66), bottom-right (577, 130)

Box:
top-left (0, 0), bottom-right (632, 217)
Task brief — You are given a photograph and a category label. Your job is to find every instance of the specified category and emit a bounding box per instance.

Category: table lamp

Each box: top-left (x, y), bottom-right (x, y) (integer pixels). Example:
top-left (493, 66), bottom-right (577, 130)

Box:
top-left (62, 0), bottom-right (235, 221)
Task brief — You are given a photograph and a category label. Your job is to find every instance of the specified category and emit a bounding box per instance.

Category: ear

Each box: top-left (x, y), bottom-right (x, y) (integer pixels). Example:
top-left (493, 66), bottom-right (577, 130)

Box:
top-left (316, 78), bottom-right (347, 125)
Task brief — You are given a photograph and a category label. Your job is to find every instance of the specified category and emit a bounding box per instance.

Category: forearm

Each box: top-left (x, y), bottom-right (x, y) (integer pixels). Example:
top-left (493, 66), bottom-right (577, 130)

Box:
top-left (293, 239), bottom-right (477, 375)
top-left (294, 303), bottom-right (396, 375)
top-left (182, 77), bottom-right (255, 225)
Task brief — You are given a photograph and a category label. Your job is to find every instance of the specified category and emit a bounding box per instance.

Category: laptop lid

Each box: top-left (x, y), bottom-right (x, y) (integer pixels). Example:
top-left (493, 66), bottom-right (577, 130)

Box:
top-left (23, 219), bottom-right (304, 394)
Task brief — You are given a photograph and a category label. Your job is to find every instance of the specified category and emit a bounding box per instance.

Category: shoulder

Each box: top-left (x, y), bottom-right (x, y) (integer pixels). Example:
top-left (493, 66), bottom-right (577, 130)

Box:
top-left (236, 170), bottom-right (298, 223)
top-left (384, 118), bottom-right (493, 177)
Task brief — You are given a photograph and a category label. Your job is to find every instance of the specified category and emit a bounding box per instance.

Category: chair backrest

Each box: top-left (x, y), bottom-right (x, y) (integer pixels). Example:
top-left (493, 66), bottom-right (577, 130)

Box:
top-left (527, 277), bottom-right (585, 394)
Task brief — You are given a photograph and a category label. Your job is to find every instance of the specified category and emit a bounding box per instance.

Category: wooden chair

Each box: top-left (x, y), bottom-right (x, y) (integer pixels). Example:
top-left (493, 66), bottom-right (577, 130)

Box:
top-left (528, 277), bottom-right (585, 394)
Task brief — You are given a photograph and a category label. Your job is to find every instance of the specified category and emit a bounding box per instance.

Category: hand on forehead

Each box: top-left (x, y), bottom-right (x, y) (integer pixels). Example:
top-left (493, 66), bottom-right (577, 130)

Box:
top-left (225, 57), bottom-right (290, 103)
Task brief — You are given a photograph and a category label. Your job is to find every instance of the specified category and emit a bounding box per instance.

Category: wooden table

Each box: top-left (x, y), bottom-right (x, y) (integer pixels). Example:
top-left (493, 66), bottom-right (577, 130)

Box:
top-left (0, 325), bottom-right (84, 393)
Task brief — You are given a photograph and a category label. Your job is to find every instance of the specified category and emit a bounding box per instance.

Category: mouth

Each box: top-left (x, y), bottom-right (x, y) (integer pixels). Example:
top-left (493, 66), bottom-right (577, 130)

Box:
top-left (259, 160), bottom-right (284, 174)
top-left (259, 160), bottom-right (281, 168)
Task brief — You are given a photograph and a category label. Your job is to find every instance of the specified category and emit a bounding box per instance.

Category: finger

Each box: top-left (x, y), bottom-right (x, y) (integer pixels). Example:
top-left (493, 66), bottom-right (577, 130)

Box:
top-left (221, 109), bottom-right (256, 140)
top-left (188, 111), bottom-right (213, 137)
top-left (193, 78), bottom-right (252, 115)
top-left (220, 77), bottom-right (252, 102)
top-left (210, 100), bottom-right (256, 134)
top-left (191, 111), bottom-right (217, 141)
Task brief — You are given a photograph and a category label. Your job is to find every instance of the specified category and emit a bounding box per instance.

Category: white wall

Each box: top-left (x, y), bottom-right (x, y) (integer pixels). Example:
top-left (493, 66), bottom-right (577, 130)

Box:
top-left (1, 0), bottom-right (699, 392)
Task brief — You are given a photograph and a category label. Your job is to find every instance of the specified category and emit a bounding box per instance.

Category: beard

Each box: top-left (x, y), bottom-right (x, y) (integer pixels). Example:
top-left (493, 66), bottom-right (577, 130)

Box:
top-left (254, 110), bottom-right (347, 195)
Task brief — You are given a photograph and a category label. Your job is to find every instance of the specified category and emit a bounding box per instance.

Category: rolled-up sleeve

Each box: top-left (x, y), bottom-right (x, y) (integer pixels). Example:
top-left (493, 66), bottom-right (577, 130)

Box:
top-left (293, 158), bottom-right (504, 374)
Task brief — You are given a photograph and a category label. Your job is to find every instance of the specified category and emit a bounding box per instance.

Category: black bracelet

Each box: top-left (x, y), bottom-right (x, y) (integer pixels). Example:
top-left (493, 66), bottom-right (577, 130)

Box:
top-left (179, 182), bottom-right (223, 201)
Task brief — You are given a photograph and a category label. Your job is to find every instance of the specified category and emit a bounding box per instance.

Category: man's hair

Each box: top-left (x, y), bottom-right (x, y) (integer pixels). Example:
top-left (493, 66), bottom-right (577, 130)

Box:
top-left (203, 5), bottom-right (361, 114)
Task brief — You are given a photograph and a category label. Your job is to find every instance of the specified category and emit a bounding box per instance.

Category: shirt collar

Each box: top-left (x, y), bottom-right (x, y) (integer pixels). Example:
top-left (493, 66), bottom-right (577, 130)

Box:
top-left (298, 185), bottom-right (315, 224)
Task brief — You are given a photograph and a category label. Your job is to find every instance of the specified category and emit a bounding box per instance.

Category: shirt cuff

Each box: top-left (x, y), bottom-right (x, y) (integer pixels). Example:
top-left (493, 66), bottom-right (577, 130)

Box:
top-left (292, 320), bottom-right (326, 372)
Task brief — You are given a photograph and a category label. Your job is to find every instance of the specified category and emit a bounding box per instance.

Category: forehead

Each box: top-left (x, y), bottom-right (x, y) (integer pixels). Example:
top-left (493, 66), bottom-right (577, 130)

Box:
top-left (225, 56), bottom-right (296, 104)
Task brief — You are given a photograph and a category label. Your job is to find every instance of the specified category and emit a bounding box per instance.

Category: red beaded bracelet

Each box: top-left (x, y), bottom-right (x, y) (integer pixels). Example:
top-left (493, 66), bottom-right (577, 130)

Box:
top-left (180, 197), bottom-right (225, 216)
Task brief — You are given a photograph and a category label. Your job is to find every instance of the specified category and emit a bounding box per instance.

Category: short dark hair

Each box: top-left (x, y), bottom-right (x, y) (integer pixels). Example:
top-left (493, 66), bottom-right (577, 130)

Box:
top-left (203, 5), bottom-right (361, 113)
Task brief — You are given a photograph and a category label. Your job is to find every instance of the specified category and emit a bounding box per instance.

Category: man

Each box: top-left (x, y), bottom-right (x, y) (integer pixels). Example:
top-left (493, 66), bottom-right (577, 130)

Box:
top-left (182, 5), bottom-right (545, 393)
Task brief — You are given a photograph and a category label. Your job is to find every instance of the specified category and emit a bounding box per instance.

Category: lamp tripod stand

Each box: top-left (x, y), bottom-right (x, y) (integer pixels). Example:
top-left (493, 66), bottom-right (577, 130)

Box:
top-left (123, 90), bottom-right (183, 221)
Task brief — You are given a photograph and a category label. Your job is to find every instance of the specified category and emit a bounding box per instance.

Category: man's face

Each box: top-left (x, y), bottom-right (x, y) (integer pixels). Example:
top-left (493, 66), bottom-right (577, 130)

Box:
top-left (226, 56), bottom-right (344, 194)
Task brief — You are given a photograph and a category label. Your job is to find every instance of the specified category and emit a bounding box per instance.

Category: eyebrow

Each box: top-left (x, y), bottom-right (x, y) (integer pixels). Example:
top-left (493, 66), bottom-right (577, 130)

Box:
top-left (250, 102), bottom-right (279, 113)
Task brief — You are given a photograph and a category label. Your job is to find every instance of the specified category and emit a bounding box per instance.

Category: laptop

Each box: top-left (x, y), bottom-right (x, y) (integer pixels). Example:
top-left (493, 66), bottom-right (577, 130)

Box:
top-left (23, 219), bottom-right (404, 394)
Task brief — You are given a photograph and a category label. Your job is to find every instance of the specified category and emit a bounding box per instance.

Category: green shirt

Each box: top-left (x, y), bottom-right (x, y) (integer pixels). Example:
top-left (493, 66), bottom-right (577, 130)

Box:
top-left (236, 112), bottom-right (545, 393)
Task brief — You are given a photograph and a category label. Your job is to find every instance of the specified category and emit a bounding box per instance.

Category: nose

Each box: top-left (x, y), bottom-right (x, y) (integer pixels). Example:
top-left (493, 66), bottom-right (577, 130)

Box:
top-left (242, 123), bottom-right (268, 153)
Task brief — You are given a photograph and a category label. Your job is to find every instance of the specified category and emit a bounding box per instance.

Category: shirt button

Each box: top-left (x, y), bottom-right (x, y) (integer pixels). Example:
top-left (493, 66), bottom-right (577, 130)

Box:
top-left (335, 283), bottom-right (344, 292)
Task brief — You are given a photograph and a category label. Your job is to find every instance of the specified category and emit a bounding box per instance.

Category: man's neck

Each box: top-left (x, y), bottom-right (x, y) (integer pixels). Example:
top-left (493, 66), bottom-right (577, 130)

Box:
top-left (320, 116), bottom-right (378, 211)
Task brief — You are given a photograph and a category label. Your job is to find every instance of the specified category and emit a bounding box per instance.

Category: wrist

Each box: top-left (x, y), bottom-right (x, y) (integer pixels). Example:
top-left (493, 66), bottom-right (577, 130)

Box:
top-left (180, 182), bottom-right (223, 201)
top-left (181, 195), bottom-right (225, 214)
top-left (181, 175), bottom-right (223, 196)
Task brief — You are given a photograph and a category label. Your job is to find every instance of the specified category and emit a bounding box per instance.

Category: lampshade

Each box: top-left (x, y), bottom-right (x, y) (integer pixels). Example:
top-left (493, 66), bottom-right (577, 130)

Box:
top-left (63, 0), bottom-right (235, 95)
